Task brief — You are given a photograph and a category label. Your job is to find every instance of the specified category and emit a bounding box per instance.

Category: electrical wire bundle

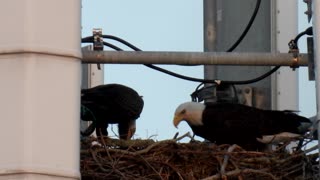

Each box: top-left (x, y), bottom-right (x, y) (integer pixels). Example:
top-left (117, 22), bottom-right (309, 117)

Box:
top-left (81, 0), bottom-right (313, 103)
top-left (82, 0), bottom-right (268, 86)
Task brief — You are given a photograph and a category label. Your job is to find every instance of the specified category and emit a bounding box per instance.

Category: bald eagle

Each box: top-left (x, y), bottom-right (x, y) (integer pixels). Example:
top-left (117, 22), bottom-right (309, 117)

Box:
top-left (173, 102), bottom-right (312, 150)
top-left (81, 84), bottom-right (144, 140)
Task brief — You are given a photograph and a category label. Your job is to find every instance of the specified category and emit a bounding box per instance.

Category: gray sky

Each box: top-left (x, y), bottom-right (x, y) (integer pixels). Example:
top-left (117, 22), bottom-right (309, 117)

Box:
top-left (298, 1), bottom-right (316, 118)
top-left (82, 0), bottom-right (203, 140)
top-left (82, 1), bottom-right (316, 140)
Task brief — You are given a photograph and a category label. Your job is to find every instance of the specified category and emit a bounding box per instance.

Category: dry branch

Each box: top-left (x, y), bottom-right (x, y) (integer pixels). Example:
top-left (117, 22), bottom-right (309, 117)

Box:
top-left (81, 134), bottom-right (318, 180)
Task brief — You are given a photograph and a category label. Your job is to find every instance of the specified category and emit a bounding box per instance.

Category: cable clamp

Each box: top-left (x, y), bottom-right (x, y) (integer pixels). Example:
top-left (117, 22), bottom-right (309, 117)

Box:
top-left (93, 28), bottom-right (103, 51)
top-left (289, 48), bottom-right (300, 70)
top-left (93, 28), bottom-right (103, 69)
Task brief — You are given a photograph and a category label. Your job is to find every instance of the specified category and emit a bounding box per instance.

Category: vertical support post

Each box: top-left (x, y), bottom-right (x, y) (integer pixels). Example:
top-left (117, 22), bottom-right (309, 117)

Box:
top-left (312, 0), bottom-right (320, 170)
top-left (0, 0), bottom-right (81, 179)
top-left (203, 0), bottom-right (218, 103)
top-left (203, 0), bottom-right (217, 79)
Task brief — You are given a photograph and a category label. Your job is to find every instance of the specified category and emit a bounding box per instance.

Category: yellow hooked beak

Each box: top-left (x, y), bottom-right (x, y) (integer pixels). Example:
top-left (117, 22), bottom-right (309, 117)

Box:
top-left (173, 114), bottom-right (183, 128)
top-left (128, 126), bottom-right (136, 139)
top-left (128, 120), bottom-right (136, 139)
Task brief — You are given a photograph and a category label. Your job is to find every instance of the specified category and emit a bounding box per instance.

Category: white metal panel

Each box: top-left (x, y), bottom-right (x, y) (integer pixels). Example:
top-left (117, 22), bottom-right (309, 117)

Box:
top-left (273, 0), bottom-right (299, 111)
top-left (81, 46), bottom-right (104, 88)
top-left (89, 64), bottom-right (104, 87)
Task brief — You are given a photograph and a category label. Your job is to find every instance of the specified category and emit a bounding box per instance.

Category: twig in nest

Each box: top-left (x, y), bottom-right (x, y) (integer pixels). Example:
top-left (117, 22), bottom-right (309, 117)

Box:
top-left (90, 149), bottom-right (110, 173)
top-left (110, 125), bottom-right (119, 139)
top-left (173, 132), bottom-right (179, 139)
top-left (86, 132), bottom-right (193, 157)
top-left (220, 144), bottom-right (240, 174)
top-left (297, 138), bottom-right (315, 151)
top-left (98, 135), bottom-right (126, 174)
top-left (201, 169), bottom-right (278, 180)
top-left (81, 134), bottom-right (317, 179)
top-left (174, 132), bottom-right (193, 141)
top-left (276, 152), bottom-right (306, 165)
top-left (303, 144), bottom-right (318, 154)
top-left (190, 134), bottom-right (197, 142)
top-left (148, 134), bottom-right (158, 140)
top-left (173, 132), bottom-right (195, 141)
top-left (99, 135), bottom-right (117, 165)
top-left (274, 141), bottom-right (292, 152)
top-left (281, 162), bottom-right (304, 178)
top-left (136, 154), bottom-right (164, 180)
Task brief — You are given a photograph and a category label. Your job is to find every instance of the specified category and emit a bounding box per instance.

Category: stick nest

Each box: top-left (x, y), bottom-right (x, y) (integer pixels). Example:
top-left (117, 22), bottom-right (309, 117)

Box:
top-left (81, 133), bottom-right (319, 180)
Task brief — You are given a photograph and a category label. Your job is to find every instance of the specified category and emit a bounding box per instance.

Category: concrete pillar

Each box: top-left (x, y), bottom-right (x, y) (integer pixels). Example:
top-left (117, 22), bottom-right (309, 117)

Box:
top-left (0, 0), bottom-right (81, 179)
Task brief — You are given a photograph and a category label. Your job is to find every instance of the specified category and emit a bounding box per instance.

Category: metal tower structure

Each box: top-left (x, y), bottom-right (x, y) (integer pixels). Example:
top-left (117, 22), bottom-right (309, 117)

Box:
top-left (203, 0), bottom-right (299, 111)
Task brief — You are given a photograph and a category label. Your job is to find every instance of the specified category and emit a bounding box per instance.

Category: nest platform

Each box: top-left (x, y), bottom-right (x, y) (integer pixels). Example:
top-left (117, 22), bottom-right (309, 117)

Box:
top-left (80, 133), bottom-right (319, 180)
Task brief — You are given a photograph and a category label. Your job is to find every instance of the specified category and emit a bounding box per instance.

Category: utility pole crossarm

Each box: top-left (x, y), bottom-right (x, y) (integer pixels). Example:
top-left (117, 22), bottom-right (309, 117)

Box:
top-left (82, 50), bottom-right (308, 67)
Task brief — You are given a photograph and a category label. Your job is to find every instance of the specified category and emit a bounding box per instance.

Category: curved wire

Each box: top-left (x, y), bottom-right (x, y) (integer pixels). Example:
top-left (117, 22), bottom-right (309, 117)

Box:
top-left (227, 0), bottom-right (261, 52)
top-left (292, 26), bottom-right (313, 49)
top-left (81, 36), bottom-right (280, 85)
top-left (81, 0), bottom-right (261, 65)
top-left (102, 35), bottom-right (141, 51)
top-left (103, 41), bottom-right (122, 51)
top-left (80, 0), bottom-right (278, 85)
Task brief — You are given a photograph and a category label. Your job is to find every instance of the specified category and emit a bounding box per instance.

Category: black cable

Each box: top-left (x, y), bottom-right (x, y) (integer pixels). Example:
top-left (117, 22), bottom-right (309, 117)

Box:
top-left (82, 37), bottom-right (123, 51)
top-left (103, 36), bottom-right (280, 84)
top-left (222, 66), bottom-right (280, 85)
top-left (143, 64), bottom-right (220, 83)
top-left (191, 82), bottom-right (239, 102)
top-left (227, 0), bottom-right (261, 52)
top-left (83, 37), bottom-right (212, 82)
top-left (82, 36), bottom-right (280, 85)
top-left (103, 41), bottom-right (122, 51)
top-left (81, 0), bottom-right (274, 85)
top-left (291, 26), bottom-right (313, 49)
top-left (81, 36), bottom-right (93, 43)
top-left (99, 0), bottom-right (262, 57)
top-left (82, 0), bottom-right (261, 59)
top-left (144, 0), bottom-right (269, 84)
top-left (84, 37), bottom-right (217, 83)
top-left (85, 38), bottom-right (223, 83)
top-left (82, 35), bottom-right (142, 51)
top-left (102, 35), bottom-right (141, 51)
top-left (295, 27), bottom-right (313, 43)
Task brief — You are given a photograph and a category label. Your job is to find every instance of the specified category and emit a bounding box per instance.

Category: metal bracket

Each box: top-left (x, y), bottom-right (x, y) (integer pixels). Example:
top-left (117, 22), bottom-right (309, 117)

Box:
top-left (288, 49), bottom-right (300, 70)
top-left (93, 28), bottom-right (104, 70)
top-left (303, 0), bottom-right (313, 22)
top-left (93, 28), bottom-right (103, 51)
top-left (307, 37), bottom-right (315, 80)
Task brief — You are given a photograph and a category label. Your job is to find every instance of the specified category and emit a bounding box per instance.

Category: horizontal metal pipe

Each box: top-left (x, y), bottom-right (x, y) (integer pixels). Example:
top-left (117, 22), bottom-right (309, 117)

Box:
top-left (82, 50), bottom-right (308, 67)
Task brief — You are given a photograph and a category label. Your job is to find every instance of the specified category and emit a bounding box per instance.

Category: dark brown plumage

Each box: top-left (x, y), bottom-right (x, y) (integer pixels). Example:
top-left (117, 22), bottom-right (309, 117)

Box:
top-left (81, 84), bottom-right (144, 140)
top-left (174, 102), bottom-right (312, 150)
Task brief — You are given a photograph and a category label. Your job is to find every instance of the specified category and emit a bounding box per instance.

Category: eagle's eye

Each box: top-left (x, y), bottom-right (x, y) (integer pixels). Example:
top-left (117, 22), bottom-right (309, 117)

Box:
top-left (180, 109), bottom-right (186, 114)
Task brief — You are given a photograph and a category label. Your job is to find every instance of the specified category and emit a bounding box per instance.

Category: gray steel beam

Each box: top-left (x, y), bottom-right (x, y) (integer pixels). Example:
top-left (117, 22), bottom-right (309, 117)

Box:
top-left (82, 50), bottom-right (308, 67)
